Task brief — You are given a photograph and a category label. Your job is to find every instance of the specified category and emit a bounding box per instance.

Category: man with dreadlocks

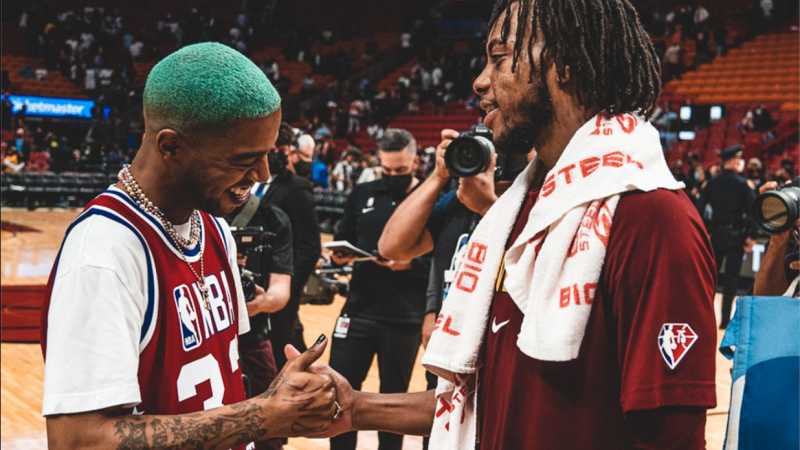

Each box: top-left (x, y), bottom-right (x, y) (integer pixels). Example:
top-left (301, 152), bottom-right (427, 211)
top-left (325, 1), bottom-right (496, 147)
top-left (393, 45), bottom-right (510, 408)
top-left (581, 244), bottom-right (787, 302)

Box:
top-left (307, 1), bottom-right (717, 448)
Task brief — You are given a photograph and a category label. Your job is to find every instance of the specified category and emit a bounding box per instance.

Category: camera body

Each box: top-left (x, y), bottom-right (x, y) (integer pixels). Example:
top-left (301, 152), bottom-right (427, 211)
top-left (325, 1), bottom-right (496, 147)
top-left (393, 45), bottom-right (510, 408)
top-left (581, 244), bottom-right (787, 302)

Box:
top-left (301, 260), bottom-right (352, 305)
top-left (445, 123), bottom-right (495, 178)
top-left (230, 226), bottom-right (276, 301)
top-left (754, 177), bottom-right (800, 235)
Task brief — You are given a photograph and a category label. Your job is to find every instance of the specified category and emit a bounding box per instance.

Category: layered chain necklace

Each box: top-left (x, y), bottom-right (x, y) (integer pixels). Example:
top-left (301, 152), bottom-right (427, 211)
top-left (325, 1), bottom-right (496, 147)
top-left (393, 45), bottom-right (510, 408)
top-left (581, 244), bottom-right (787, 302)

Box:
top-left (118, 165), bottom-right (211, 310)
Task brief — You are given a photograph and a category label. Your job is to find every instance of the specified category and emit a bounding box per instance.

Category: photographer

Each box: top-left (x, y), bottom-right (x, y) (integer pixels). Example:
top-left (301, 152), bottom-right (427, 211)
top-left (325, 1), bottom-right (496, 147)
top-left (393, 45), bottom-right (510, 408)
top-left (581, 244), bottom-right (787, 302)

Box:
top-left (379, 129), bottom-right (503, 348)
top-left (229, 199), bottom-right (294, 450)
top-left (328, 129), bottom-right (431, 450)
top-left (753, 180), bottom-right (800, 297)
top-left (379, 129), bottom-right (533, 450)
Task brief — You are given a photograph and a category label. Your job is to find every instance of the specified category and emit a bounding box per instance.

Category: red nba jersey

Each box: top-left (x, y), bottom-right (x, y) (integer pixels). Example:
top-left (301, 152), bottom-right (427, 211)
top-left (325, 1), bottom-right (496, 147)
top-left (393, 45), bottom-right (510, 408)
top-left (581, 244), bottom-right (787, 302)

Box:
top-left (41, 190), bottom-right (251, 448)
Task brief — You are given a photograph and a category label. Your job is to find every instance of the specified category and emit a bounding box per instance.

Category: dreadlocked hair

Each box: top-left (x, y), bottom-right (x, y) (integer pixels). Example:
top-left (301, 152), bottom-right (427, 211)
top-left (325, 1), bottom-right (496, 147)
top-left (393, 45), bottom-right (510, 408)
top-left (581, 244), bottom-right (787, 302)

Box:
top-left (489, 0), bottom-right (661, 119)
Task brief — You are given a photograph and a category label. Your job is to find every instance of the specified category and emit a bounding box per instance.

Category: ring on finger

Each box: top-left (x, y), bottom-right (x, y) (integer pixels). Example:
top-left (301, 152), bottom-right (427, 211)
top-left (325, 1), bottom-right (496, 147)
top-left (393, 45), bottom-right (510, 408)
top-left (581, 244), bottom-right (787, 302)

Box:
top-left (332, 401), bottom-right (343, 421)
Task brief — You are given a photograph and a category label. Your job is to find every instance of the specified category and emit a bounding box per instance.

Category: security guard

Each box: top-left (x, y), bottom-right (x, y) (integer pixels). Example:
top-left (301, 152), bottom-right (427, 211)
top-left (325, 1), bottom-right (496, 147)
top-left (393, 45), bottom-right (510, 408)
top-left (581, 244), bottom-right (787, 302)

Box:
top-left (329, 129), bottom-right (430, 450)
top-left (697, 144), bottom-right (757, 328)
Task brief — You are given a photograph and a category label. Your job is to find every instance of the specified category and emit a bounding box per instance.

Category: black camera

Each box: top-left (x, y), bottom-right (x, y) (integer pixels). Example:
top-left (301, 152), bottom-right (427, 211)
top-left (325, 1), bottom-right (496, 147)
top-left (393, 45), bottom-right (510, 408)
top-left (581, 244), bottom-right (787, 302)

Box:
top-left (445, 123), bottom-right (495, 178)
top-left (301, 260), bottom-right (352, 305)
top-left (754, 177), bottom-right (800, 235)
top-left (230, 226), bottom-right (276, 301)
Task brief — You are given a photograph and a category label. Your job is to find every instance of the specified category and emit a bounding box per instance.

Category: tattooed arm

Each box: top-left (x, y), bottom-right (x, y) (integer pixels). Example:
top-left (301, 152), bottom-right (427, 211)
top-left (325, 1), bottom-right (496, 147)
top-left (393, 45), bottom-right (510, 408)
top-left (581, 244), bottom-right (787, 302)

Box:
top-left (46, 336), bottom-right (337, 450)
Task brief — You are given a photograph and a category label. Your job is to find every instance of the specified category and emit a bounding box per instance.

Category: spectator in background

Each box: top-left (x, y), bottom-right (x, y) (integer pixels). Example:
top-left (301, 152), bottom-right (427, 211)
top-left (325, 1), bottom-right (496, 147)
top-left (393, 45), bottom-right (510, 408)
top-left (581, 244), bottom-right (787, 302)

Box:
top-left (290, 133), bottom-right (315, 179)
top-left (650, 102), bottom-right (678, 151)
top-left (2, 146), bottom-right (25, 173)
top-left (760, 0), bottom-right (774, 30)
top-left (67, 148), bottom-right (85, 172)
top-left (50, 137), bottom-right (73, 173)
top-left (129, 37), bottom-right (144, 60)
top-left (356, 155), bottom-right (381, 185)
top-left (301, 73), bottom-right (316, 98)
top-left (670, 160), bottom-right (688, 184)
top-left (739, 108), bottom-right (755, 133)
top-left (348, 97), bottom-right (365, 133)
top-left (694, 4), bottom-right (710, 28)
top-left (332, 149), bottom-right (360, 191)
top-left (745, 158), bottom-right (765, 191)
top-left (772, 158), bottom-right (795, 184)
top-left (401, 31), bottom-right (412, 53)
top-left (663, 42), bottom-right (682, 81)
top-left (689, 165), bottom-right (710, 211)
top-left (8, 128), bottom-right (32, 163)
top-left (1, 96), bottom-right (12, 131)
top-left (107, 144), bottom-right (126, 171)
top-left (311, 150), bottom-right (330, 188)
top-left (84, 65), bottom-right (97, 97)
top-left (752, 104), bottom-right (774, 132)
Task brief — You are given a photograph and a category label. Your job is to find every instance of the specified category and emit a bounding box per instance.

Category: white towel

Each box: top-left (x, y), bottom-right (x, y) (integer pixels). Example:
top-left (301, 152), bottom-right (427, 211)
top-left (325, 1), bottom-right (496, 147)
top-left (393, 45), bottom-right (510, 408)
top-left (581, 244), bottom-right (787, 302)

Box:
top-left (421, 113), bottom-right (684, 448)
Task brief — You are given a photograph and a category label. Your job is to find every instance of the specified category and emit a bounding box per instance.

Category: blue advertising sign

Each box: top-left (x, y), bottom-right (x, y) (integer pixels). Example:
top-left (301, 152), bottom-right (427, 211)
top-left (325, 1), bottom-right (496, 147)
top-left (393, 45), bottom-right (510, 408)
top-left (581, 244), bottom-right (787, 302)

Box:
top-left (4, 95), bottom-right (94, 119)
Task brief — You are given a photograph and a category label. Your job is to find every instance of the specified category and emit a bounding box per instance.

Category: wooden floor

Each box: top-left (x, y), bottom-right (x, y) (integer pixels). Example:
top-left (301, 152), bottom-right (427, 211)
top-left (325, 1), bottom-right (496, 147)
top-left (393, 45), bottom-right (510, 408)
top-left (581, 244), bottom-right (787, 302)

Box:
top-left (1, 207), bottom-right (732, 449)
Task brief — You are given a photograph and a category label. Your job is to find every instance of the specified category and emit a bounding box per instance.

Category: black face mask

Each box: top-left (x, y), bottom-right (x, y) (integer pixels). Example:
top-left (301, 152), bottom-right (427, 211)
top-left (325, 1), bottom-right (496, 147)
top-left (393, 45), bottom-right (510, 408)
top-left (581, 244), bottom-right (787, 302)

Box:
top-left (383, 173), bottom-right (413, 194)
top-left (294, 160), bottom-right (312, 177)
top-left (267, 151), bottom-right (288, 175)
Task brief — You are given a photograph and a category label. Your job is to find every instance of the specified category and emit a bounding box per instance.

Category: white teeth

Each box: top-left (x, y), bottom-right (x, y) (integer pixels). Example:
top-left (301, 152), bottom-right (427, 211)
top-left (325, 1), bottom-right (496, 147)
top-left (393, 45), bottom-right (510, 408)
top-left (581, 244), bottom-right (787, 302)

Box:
top-left (229, 187), bottom-right (249, 197)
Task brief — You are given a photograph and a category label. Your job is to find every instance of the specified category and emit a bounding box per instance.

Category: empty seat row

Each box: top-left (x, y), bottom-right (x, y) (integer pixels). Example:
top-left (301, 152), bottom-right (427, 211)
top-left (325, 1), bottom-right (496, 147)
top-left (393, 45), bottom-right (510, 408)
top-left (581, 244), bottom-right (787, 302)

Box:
top-left (1, 172), bottom-right (117, 208)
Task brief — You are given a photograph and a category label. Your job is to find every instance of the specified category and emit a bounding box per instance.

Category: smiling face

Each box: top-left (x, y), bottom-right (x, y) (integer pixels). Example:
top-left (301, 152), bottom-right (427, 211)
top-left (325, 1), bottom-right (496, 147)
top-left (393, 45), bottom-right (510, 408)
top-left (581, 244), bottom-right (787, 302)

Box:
top-left (473, 2), bottom-right (554, 156)
top-left (180, 111), bottom-right (281, 217)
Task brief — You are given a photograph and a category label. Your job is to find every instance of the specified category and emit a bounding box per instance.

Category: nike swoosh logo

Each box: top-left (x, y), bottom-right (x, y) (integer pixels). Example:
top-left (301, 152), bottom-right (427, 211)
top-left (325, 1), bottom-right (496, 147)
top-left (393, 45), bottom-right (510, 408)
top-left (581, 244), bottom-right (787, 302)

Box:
top-left (491, 317), bottom-right (509, 333)
top-left (361, 207), bottom-right (375, 213)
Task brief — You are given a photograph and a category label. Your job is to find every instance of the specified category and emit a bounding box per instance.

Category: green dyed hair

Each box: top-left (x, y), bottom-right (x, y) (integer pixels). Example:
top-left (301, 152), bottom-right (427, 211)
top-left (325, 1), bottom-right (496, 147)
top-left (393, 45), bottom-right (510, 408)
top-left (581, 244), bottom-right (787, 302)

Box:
top-left (143, 42), bottom-right (281, 135)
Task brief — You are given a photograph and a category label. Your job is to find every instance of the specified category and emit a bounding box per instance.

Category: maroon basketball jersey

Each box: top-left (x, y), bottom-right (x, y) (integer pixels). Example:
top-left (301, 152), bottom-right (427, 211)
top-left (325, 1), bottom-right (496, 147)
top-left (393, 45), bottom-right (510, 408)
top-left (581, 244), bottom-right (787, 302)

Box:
top-left (479, 188), bottom-right (716, 450)
top-left (41, 190), bottom-right (251, 449)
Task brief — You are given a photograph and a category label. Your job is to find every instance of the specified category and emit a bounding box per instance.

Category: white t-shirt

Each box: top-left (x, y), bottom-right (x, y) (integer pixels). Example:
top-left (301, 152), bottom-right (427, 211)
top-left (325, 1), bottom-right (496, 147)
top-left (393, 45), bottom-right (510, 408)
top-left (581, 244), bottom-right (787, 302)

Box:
top-left (42, 186), bottom-right (249, 415)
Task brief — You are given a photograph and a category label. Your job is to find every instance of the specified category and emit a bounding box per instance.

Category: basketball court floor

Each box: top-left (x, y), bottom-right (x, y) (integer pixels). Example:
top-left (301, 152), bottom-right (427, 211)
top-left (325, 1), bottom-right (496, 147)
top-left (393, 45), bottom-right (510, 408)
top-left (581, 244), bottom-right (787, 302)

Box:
top-left (1, 207), bottom-right (732, 449)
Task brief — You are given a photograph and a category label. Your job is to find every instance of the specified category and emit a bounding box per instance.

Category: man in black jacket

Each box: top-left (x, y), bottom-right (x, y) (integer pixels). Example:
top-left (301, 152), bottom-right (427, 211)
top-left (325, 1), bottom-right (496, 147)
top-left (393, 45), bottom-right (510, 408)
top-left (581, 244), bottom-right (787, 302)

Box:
top-left (329, 129), bottom-right (431, 450)
top-left (260, 123), bottom-right (322, 368)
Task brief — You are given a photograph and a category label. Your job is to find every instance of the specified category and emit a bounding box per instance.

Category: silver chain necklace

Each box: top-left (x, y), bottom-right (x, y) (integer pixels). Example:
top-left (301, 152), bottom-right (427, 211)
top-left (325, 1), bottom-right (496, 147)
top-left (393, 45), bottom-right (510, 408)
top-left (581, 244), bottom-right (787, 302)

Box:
top-left (118, 165), bottom-right (211, 310)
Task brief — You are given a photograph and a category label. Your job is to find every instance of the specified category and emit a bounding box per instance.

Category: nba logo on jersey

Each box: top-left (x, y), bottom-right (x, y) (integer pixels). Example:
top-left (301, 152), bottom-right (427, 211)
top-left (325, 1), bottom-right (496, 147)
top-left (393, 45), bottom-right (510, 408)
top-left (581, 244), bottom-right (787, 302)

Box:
top-left (658, 323), bottom-right (697, 370)
top-left (174, 285), bottom-right (202, 351)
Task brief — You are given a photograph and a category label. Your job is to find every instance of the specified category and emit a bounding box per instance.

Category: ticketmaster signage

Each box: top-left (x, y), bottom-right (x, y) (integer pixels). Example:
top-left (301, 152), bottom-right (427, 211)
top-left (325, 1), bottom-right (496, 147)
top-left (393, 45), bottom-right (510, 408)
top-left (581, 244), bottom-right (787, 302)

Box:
top-left (5, 95), bottom-right (94, 119)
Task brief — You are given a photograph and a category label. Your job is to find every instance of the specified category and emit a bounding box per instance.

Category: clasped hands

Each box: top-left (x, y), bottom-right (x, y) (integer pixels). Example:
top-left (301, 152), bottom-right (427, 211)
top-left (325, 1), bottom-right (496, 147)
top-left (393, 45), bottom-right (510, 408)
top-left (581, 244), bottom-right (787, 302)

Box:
top-left (260, 333), bottom-right (355, 438)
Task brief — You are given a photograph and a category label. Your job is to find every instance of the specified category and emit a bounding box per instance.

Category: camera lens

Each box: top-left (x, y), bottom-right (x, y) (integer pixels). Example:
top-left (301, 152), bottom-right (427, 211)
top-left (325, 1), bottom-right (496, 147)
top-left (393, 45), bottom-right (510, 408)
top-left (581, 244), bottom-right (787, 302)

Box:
top-left (241, 277), bottom-right (255, 302)
top-left (754, 186), bottom-right (800, 235)
top-left (445, 136), bottom-right (494, 178)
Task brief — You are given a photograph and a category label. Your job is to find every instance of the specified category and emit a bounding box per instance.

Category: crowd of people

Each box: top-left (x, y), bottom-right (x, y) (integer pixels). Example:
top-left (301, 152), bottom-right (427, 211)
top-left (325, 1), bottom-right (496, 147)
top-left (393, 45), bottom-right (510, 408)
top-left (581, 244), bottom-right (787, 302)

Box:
top-left (5, 0), bottom-right (792, 199)
top-left (640, 1), bottom-right (787, 82)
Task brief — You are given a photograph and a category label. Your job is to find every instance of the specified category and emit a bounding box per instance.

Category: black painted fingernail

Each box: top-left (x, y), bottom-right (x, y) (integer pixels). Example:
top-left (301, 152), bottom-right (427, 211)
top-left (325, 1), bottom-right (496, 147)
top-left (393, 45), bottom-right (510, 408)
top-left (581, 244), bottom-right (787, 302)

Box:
top-left (315, 334), bottom-right (326, 346)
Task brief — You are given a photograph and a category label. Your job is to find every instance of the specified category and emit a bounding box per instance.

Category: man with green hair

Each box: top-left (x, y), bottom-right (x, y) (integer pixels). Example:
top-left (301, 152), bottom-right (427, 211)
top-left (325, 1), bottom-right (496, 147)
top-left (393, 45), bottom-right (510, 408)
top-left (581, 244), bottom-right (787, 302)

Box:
top-left (40, 42), bottom-right (340, 449)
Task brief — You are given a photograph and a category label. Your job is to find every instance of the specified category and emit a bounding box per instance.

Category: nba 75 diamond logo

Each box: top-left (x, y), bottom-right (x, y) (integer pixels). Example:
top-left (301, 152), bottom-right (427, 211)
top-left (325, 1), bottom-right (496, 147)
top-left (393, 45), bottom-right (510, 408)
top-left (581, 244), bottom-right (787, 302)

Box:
top-left (658, 323), bottom-right (697, 370)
